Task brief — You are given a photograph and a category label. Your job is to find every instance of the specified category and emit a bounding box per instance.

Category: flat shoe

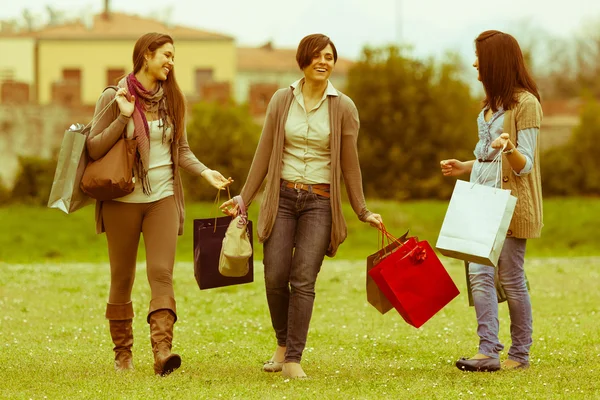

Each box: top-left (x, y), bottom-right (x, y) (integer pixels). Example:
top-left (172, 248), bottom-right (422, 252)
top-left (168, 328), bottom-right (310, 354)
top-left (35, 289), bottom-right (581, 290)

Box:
top-left (263, 360), bottom-right (283, 372)
top-left (501, 360), bottom-right (530, 370)
top-left (455, 357), bottom-right (500, 372)
top-left (282, 362), bottom-right (307, 379)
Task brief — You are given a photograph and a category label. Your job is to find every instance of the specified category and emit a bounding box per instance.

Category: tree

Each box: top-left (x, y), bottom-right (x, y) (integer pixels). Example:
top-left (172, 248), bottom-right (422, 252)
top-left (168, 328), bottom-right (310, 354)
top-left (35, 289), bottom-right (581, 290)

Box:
top-left (542, 96), bottom-right (600, 195)
top-left (345, 46), bottom-right (479, 200)
top-left (183, 101), bottom-right (261, 201)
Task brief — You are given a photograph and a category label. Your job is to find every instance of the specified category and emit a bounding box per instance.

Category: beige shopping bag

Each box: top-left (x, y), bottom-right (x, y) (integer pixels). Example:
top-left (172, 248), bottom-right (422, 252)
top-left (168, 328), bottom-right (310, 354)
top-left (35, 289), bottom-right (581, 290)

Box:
top-left (219, 195), bottom-right (253, 277)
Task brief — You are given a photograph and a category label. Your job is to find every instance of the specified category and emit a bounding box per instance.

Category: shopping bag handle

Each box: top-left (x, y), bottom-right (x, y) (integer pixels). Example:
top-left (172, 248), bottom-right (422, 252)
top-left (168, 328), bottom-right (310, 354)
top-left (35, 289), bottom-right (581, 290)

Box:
top-left (212, 187), bottom-right (232, 232)
top-left (231, 195), bottom-right (248, 226)
top-left (475, 143), bottom-right (506, 189)
top-left (377, 223), bottom-right (395, 249)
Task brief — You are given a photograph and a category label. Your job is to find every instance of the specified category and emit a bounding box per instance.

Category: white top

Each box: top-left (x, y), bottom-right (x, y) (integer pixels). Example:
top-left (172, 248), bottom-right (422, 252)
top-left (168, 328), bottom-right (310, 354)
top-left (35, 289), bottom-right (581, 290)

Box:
top-left (114, 118), bottom-right (174, 203)
top-left (280, 78), bottom-right (338, 184)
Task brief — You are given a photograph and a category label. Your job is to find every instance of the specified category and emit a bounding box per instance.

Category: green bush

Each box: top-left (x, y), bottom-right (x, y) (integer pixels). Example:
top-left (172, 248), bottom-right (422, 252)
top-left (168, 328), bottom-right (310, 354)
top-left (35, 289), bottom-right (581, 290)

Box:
top-left (183, 101), bottom-right (261, 201)
top-left (11, 156), bottom-right (57, 205)
top-left (346, 47), bottom-right (479, 200)
top-left (542, 96), bottom-right (600, 196)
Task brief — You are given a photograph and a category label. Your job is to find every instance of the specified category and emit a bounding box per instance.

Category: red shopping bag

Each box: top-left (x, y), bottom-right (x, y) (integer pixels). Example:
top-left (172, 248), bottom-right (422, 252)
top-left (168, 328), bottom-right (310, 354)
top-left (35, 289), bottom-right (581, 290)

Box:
top-left (371, 238), bottom-right (460, 328)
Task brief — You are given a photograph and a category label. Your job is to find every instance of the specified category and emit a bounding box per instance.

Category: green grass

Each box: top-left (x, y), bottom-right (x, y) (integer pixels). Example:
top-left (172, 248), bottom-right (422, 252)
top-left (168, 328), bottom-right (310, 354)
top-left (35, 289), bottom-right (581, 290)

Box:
top-left (1, 197), bottom-right (599, 264)
top-left (1, 257), bottom-right (599, 399)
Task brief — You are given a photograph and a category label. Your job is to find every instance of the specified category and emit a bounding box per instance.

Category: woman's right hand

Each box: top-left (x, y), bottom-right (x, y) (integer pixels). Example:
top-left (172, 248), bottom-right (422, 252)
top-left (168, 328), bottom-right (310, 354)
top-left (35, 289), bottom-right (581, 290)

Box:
top-left (115, 88), bottom-right (135, 117)
top-left (440, 159), bottom-right (468, 177)
top-left (219, 198), bottom-right (240, 217)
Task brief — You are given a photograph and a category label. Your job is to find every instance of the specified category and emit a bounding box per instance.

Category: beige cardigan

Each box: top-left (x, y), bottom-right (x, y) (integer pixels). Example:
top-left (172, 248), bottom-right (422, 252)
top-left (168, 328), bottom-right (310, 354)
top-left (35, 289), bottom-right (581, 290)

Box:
top-left (240, 87), bottom-right (372, 257)
top-left (87, 87), bottom-right (208, 236)
top-left (501, 91), bottom-right (544, 238)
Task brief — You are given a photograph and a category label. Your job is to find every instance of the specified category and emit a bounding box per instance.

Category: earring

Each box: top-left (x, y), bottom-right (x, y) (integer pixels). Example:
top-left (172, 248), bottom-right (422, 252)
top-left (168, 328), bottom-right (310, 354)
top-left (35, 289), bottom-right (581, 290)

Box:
top-left (144, 61), bottom-right (148, 72)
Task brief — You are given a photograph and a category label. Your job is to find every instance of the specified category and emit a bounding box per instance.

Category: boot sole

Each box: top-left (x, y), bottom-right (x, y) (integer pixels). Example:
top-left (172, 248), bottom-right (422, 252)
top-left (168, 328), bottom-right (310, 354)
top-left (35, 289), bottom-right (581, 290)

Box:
top-left (160, 354), bottom-right (181, 376)
top-left (456, 360), bottom-right (500, 372)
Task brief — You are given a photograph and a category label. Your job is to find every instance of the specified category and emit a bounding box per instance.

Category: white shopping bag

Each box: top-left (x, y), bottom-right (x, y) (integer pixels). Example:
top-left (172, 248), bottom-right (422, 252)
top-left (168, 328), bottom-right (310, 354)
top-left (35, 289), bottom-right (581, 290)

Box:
top-left (436, 179), bottom-right (517, 267)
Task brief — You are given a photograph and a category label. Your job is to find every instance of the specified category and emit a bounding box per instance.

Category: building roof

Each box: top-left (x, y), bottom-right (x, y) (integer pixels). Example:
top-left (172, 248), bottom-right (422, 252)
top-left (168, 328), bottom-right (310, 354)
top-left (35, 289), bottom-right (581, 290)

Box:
top-left (237, 42), bottom-right (353, 74)
top-left (0, 12), bottom-right (233, 41)
top-left (542, 98), bottom-right (582, 116)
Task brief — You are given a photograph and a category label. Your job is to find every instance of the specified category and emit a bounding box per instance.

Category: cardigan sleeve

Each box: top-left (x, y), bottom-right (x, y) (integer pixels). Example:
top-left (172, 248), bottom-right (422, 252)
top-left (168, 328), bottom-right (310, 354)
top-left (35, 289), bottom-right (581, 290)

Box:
top-left (339, 96), bottom-right (372, 222)
top-left (178, 126), bottom-right (208, 176)
top-left (515, 93), bottom-right (542, 131)
top-left (239, 90), bottom-right (281, 206)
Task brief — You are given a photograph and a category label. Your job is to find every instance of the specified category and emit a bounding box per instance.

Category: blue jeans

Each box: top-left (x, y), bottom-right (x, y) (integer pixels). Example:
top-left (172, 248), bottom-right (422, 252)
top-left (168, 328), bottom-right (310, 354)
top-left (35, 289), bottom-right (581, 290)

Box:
top-left (469, 237), bottom-right (532, 363)
top-left (263, 183), bottom-right (332, 363)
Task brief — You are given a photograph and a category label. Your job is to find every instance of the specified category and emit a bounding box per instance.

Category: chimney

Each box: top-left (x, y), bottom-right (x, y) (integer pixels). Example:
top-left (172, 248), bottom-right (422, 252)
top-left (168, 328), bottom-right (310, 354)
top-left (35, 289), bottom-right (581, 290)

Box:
top-left (261, 41), bottom-right (273, 51)
top-left (102, 0), bottom-right (111, 20)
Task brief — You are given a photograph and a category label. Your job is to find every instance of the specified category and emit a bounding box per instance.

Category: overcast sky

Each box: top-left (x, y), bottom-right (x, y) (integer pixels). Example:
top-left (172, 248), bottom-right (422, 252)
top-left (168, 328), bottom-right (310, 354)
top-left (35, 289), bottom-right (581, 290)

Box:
top-left (3, 0), bottom-right (600, 62)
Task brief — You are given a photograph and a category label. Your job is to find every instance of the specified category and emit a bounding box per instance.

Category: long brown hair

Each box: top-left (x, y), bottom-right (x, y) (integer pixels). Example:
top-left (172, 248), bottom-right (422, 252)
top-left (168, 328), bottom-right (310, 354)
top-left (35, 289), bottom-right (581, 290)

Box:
top-left (132, 32), bottom-right (186, 140)
top-left (475, 30), bottom-right (540, 112)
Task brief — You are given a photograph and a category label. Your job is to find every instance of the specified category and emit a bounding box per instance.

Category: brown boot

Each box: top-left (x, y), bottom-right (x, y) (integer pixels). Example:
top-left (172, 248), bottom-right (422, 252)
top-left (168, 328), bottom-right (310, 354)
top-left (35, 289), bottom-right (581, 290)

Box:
top-left (148, 297), bottom-right (181, 376)
top-left (106, 302), bottom-right (134, 371)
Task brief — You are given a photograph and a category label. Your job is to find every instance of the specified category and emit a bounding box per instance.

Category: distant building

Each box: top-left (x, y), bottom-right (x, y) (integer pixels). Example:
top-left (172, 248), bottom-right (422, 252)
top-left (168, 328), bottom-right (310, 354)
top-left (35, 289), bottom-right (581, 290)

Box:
top-left (541, 98), bottom-right (581, 152)
top-left (0, 7), bottom-right (235, 107)
top-left (236, 42), bottom-right (354, 116)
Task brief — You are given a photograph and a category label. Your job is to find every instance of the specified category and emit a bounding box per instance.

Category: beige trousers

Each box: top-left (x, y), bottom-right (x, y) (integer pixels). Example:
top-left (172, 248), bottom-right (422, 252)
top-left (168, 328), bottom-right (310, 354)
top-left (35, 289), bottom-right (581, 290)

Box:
top-left (102, 195), bottom-right (178, 314)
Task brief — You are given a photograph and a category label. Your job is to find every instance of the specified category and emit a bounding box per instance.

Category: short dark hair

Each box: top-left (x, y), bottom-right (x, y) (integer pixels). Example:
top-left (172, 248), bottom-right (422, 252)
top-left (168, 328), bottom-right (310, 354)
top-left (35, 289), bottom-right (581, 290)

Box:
top-left (296, 34), bottom-right (338, 70)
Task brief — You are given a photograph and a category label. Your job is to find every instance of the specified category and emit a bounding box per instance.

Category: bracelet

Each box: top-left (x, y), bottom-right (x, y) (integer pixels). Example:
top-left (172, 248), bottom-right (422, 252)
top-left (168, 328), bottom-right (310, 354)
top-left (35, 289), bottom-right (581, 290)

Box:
top-left (503, 147), bottom-right (515, 155)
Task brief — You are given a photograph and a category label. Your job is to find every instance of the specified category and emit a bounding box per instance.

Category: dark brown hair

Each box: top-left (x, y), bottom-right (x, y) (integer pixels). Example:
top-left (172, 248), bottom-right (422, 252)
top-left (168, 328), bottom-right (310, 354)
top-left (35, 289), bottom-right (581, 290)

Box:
top-left (475, 30), bottom-right (540, 112)
top-left (132, 32), bottom-right (185, 140)
top-left (296, 34), bottom-right (338, 70)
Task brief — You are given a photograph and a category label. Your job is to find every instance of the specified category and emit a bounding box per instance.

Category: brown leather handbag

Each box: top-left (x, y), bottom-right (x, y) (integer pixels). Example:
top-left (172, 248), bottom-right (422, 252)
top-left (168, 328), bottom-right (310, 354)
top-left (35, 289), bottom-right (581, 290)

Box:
top-left (80, 133), bottom-right (137, 201)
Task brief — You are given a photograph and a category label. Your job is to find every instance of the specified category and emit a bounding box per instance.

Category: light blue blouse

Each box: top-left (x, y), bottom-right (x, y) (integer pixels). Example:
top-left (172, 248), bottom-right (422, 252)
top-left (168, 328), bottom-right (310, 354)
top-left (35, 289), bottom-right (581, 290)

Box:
top-left (470, 107), bottom-right (538, 187)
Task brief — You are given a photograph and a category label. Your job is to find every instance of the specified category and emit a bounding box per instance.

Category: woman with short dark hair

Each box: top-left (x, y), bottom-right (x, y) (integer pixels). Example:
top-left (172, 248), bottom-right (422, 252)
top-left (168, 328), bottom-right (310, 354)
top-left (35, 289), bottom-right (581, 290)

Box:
top-left (220, 33), bottom-right (382, 378)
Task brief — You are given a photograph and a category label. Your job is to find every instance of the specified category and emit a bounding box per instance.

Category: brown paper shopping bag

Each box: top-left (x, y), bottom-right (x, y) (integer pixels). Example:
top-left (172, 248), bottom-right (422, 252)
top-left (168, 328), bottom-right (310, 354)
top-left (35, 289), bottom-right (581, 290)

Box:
top-left (366, 228), bottom-right (409, 314)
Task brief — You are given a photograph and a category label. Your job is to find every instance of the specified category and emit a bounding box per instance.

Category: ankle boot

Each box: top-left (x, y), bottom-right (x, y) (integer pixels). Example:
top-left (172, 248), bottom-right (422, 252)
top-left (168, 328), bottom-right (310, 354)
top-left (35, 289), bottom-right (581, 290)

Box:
top-left (148, 304), bottom-right (181, 376)
top-left (106, 302), bottom-right (134, 371)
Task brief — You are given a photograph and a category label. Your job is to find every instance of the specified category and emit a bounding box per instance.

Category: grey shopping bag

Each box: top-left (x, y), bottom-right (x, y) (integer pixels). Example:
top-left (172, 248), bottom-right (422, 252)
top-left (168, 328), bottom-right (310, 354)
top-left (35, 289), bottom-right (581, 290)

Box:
top-left (47, 124), bottom-right (94, 214)
top-left (436, 179), bottom-right (517, 267)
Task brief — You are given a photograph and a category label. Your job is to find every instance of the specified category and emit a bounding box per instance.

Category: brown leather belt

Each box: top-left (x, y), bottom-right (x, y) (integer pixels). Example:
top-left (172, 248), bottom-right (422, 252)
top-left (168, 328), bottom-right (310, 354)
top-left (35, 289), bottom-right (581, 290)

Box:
top-left (282, 180), bottom-right (330, 198)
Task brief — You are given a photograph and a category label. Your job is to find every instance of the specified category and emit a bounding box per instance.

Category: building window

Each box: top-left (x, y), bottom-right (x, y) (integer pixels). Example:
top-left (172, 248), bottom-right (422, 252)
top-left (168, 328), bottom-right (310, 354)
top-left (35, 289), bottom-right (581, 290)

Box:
top-left (107, 68), bottom-right (125, 86)
top-left (52, 68), bottom-right (82, 106)
top-left (62, 69), bottom-right (81, 84)
top-left (195, 68), bottom-right (214, 98)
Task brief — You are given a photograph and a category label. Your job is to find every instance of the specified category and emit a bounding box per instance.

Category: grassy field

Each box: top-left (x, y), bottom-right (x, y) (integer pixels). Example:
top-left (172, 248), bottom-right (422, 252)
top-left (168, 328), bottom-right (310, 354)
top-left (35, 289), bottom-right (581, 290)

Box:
top-left (1, 197), bottom-right (599, 263)
top-left (1, 257), bottom-right (599, 399)
top-left (1, 198), bottom-right (599, 398)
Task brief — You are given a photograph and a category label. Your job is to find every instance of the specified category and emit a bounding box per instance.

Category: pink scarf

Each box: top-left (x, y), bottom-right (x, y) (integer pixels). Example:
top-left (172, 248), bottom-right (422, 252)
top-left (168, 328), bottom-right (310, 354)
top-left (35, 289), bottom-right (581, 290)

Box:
top-left (118, 73), bottom-right (168, 195)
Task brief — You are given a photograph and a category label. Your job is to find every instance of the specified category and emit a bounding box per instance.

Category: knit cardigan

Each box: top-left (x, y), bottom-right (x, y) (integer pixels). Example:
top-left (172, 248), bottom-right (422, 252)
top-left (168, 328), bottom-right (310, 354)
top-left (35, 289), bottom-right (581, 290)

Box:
top-left (239, 87), bottom-right (372, 257)
top-left (501, 91), bottom-right (544, 238)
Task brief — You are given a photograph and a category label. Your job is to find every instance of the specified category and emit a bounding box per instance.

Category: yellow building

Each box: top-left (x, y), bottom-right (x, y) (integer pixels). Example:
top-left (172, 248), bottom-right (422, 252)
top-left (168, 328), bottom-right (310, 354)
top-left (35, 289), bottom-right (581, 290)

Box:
top-left (0, 10), bottom-right (235, 106)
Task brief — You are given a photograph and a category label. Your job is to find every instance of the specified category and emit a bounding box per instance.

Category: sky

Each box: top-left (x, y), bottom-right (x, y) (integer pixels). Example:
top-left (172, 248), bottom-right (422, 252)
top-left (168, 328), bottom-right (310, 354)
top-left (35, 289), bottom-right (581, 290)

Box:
top-left (2, 0), bottom-right (600, 63)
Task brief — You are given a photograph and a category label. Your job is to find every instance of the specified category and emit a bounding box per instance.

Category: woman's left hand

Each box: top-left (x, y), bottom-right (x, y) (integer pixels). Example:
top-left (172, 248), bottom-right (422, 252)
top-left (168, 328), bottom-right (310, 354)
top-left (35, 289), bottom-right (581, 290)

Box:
top-left (365, 213), bottom-right (383, 229)
top-left (491, 133), bottom-right (514, 150)
top-left (201, 169), bottom-right (233, 190)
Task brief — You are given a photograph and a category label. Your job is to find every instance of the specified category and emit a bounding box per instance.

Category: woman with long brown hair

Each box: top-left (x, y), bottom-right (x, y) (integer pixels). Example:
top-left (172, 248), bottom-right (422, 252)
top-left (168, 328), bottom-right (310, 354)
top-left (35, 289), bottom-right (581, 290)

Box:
top-left (440, 30), bottom-right (543, 372)
top-left (87, 32), bottom-right (231, 375)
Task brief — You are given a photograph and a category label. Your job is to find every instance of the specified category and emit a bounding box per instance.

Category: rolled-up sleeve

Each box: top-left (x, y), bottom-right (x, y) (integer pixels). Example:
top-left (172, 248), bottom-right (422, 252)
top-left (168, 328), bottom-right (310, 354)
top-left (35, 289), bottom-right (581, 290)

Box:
top-left (513, 127), bottom-right (538, 176)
